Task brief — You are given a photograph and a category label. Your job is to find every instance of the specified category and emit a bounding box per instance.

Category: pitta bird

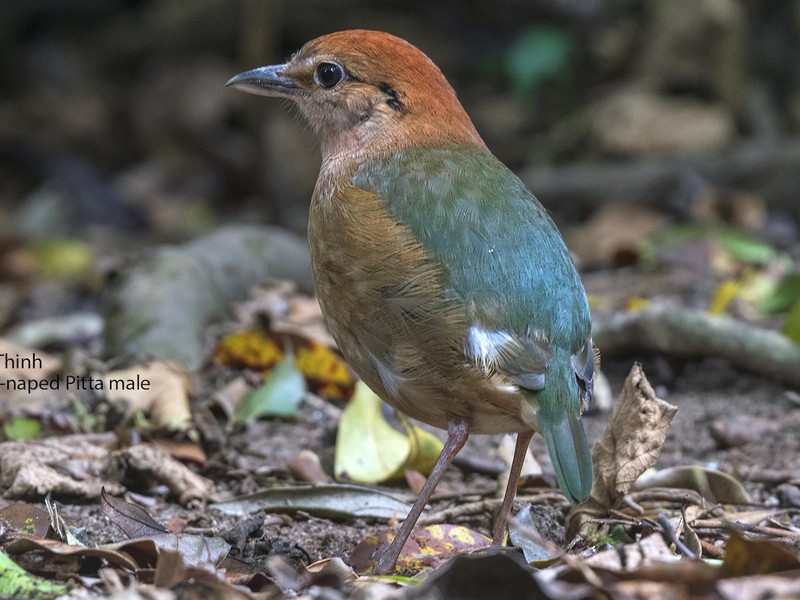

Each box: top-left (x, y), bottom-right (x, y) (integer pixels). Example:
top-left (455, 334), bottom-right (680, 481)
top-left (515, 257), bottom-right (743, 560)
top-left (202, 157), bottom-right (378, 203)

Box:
top-left (227, 30), bottom-right (595, 573)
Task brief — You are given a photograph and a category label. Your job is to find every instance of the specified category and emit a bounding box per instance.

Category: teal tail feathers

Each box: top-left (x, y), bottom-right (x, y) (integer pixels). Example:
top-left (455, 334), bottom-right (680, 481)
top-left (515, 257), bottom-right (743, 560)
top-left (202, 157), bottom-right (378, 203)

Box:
top-left (540, 411), bottom-right (593, 503)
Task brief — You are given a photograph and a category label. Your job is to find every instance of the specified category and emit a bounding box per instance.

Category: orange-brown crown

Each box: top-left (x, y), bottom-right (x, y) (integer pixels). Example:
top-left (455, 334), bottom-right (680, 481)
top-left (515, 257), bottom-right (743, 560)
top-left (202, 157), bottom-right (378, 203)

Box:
top-left (228, 30), bottom-right (486, 160)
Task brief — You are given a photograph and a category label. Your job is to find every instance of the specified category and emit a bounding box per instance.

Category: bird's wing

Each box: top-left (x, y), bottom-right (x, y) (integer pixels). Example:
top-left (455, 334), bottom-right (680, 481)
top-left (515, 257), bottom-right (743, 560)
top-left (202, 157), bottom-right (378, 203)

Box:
top-left (353, 145), bottom-right (592, 393)
top-left (353, 146), bottom-right (595, 502)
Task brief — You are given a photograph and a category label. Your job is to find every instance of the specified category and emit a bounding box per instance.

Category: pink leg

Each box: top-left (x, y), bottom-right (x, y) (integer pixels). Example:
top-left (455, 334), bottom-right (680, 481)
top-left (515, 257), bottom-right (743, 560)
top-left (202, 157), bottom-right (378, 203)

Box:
top-left (491, 430), bottom-right (534, 545)
top-left (373, 419), bottom-right (470, 574)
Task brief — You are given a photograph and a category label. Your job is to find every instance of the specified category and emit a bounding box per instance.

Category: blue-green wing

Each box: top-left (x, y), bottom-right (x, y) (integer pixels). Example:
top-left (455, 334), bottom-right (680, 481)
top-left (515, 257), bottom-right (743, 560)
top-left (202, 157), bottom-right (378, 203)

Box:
top-left (353, 146), bottom-right (594, 502)
top-left (352, 146), bottom-right (590, 351)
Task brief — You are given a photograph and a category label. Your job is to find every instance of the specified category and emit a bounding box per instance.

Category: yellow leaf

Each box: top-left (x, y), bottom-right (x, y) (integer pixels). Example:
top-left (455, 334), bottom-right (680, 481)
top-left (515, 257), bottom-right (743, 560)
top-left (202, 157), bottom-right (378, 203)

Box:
top-left (783, 297), bottom-right (800, 344)
top-left (625, 297), bottom-right (651, 312)
top-left (397, 413), bottom-right (443, 476)
top-left (335, 382), bottom-right (442, 483)
top-left (214, 330), bottom-right (283, 371)
top-left (294, 340), bottom-right (354, 401)
top-left (709, 279), bottom-right (741, 315)
top-left (215, 329), bottom-right (354, 400)
top-left (350, 525), bottom-right (490, 574)
top-left (335, 382), bottom-right (409, 483)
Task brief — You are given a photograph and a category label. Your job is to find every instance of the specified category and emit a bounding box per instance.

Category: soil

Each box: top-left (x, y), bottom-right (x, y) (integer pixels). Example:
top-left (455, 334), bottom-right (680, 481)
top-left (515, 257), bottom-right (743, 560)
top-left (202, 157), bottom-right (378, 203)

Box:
top-left (46, 345), bottom-right (800, 572)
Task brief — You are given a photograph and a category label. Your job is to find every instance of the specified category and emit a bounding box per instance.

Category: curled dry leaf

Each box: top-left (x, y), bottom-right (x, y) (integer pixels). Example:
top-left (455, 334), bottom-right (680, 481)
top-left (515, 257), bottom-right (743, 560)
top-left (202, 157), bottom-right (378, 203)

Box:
top-left (566, 363), bottom-right (677, 538)
top-left (633, 465), bottom-right (752, 504)
top-left (113, 443), bottom-right (214, 506)
top-left (287, 449), bottom-right (331, 484)
top-left (584, 531), bottom-right (675, 572)
top-left (5, 537), bottom-right (140, 572)
top-left (719, 531), bottom-right (800, 578)
top-left (152, 549), bottom-right (252, 597)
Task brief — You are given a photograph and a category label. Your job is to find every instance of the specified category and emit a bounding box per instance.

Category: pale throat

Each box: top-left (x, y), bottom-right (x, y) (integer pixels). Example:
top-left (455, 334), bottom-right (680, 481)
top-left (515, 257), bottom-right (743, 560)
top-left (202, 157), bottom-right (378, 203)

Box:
top-left (315, 105), bottom-right (404, 163)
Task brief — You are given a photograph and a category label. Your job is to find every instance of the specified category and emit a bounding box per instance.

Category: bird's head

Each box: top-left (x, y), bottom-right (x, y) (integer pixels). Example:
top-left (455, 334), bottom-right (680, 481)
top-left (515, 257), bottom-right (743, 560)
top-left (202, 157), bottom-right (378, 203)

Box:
top-left (227, 30), bottom-right (486, 161)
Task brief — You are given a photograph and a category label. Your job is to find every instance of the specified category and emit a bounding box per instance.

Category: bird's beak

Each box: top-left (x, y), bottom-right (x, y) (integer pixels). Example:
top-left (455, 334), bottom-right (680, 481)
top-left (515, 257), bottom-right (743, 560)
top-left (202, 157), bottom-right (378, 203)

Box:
top-left (226, 64), bottom-right (300, 98)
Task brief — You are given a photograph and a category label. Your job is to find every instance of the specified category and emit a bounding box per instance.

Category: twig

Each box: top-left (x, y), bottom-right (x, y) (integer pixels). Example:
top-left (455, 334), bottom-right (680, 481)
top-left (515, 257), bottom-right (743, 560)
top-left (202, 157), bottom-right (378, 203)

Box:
top-left (417, 490), bottom-right (569, 526)
top-left (656, 513), bottom-right (697, 559)
top-left (593, 307), bottom-right (800, 388)
top-left (627, 487), bottom-right (709, 508)
top-left (417, 498), bottom-right (498, 526)
top-left (699, 539), bottom-right (726, 559)
top-left (724, 521), bottom-right (800, 539)
top-left (621, 495), bottom-right (645, 515)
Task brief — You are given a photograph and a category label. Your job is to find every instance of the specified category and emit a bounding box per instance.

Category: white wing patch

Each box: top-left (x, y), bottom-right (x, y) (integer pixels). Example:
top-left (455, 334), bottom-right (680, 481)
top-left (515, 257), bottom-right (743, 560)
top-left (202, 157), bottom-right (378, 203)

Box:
top-left (465, 325), bottom-right (552, 392)
top-left (465, 326), bottom-right (517, 370)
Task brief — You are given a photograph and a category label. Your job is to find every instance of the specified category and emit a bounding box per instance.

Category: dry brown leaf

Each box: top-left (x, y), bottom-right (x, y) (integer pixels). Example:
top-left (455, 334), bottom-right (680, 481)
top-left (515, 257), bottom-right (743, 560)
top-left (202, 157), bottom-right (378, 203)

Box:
top-left (0, 434), bottom-right (122, 499)
top-left (566, 363), bottom-right (677, 538)
top-left (102, 361), bottom-right (191, 431)
top-left (114, 443), bottom-right (214, 506)
top-left (584, 532), bottom-right (674, 572)
top-left (287, 449), bottom-right (331, 484)
top-left (0, 502), bottom-right (53, 538)
top-left (716, 576), bottom-right (800, 600)
top-left (567, 203), bottom-right (665, 268)
top-left (719, 531), bottom-right (800, 577)
top-left (5, 537), bottom-right (140, 572)
top-left (0, 339), bottom-right (63, 414)
top-left (591, 89), bottom-right (734, 155)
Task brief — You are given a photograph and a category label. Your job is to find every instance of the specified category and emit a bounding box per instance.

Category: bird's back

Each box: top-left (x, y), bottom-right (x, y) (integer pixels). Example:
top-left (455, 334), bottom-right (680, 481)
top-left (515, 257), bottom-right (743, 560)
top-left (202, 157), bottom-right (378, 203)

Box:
top-left (352, 145), bottom-right (591, 349)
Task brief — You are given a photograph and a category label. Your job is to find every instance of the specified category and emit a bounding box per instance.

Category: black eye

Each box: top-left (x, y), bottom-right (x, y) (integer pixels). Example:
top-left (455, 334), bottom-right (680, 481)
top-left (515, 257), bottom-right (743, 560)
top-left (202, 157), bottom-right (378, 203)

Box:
top-left (314, 62), bottom-right (344, 89)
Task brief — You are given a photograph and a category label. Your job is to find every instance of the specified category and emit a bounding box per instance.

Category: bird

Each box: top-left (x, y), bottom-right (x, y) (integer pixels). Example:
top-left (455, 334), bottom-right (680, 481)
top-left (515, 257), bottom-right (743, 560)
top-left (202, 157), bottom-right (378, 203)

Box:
top-left (227, 30), bottom-right (595, 574)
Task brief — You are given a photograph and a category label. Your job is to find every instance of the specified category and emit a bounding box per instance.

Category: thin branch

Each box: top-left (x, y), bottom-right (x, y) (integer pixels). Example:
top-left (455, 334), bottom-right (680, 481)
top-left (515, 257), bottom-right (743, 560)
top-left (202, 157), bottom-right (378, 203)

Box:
top-left (593, 307), bottom-right (800, 388)
top-left (522, 137), bottom-right (800, 208)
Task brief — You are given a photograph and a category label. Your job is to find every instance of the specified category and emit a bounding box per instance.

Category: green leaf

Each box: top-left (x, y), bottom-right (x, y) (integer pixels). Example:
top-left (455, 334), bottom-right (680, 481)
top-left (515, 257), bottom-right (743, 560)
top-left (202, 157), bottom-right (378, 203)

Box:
top-left (641, 224), bottom-right (778, 273)
top-left (719, 228), bottom-right (774, 264)
top-left (31, 239), bottom-right (95, 280)
top-left (760, 272), bottom-right (800, 314)
top-left (782, 297), bottom-right (800, 344)
top-left (3, 417), bottom-right (41, 441)
top-left (234, 352), bottom-right (306, 422)
top-left (0, 550), bottom-right (67, 599)
top-left (506, 25), bottom-right (574, 98)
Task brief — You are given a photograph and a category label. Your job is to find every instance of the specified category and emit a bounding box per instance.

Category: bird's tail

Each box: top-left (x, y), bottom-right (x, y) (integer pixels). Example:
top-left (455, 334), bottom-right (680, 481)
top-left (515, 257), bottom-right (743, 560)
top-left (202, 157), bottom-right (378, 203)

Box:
top-left (539, 409), bottom-right (593, 503)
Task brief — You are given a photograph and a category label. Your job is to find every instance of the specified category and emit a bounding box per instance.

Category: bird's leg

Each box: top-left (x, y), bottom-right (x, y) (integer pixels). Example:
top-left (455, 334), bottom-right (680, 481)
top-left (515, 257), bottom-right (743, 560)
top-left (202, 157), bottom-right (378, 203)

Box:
top-left (491, 429), bottom-right (534, 545)
top-left (373, 419), bottom-right (470, 575)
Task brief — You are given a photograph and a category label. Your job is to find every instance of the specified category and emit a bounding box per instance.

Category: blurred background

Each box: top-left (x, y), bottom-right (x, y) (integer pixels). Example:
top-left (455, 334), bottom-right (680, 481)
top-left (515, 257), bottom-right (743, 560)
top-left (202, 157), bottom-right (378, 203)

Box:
top-left (1, 0), bottom-right (799, 335)
top-left (1, 3), bottom-right (800, 583)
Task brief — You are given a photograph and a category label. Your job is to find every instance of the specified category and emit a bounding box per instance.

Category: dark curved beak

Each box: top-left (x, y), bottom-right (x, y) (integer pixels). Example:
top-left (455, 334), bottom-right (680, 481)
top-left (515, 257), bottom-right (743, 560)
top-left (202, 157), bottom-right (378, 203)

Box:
top-left (226, 64), bottom-right (299, 98)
